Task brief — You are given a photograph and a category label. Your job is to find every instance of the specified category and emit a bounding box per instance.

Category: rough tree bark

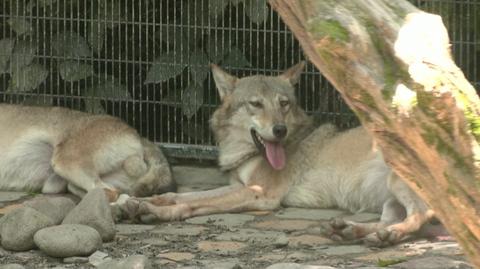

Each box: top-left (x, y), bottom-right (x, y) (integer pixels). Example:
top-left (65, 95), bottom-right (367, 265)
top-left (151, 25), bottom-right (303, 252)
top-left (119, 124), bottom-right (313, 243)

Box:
top-left (268, 0), bottom-right (480, 267)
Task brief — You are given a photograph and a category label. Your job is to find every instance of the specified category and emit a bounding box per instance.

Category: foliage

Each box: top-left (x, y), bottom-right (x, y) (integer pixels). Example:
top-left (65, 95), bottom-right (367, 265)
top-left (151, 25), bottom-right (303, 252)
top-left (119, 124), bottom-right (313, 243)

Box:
top-left (0, 0), bottom-right (265, 117)
top-left (377, 258), bottom-right (406, 267)
top-left (0, 0), bottom-right (478, 144)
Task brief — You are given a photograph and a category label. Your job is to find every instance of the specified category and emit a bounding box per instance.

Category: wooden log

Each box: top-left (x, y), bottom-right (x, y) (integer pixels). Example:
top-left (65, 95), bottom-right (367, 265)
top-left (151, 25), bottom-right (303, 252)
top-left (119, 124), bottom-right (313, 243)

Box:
top-left (268, 0), bottom-right (480, 267)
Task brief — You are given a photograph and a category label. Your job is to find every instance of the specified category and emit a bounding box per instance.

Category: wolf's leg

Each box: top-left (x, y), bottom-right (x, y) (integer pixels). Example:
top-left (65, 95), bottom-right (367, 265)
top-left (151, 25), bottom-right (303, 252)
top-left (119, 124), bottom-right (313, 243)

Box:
top-left (132, 184), bottom-right (243, 205)
top-left (67, 183), bottom-right (87, 198)
top-left (52, 149), bottom-right (121, 202)
top-left (113, 186), bottom-right (234, 220)
top-left (125, 140), bottom-right (175, 196)
top-left (122, 183), bottom-right (286, 221)
top-left (324, 198), bottom-right (405, 241)
top-left (50, 121), bottom-right (143, 199)
top-left (41, 174), bottom-right (68, 194)
top-left (363, 173), bottom-right (434, 247)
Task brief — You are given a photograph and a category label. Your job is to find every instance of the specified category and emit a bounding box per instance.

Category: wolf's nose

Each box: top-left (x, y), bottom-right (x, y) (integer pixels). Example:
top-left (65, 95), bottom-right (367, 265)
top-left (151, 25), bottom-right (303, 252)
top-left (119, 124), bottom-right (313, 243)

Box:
top-left (273, 124), bottom-right (287, 139)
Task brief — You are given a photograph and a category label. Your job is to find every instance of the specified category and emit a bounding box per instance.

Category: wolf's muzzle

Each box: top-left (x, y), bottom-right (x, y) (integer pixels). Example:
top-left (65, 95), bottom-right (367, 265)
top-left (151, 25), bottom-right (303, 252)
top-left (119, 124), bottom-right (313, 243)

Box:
top-left (273, 124), bottom-right (287, 139)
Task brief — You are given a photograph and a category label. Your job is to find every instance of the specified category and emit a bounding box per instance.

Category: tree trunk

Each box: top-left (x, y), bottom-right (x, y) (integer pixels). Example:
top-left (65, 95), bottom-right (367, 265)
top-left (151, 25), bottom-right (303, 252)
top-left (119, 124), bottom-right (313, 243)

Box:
top-left (268, 0), bottom-right (480, 267)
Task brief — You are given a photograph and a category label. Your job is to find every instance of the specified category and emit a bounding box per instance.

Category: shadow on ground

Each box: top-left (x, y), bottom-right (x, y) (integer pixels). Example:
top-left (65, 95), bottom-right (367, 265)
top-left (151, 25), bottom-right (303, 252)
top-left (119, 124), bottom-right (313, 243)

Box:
top-left (0, 166), bottom-right (471, 269)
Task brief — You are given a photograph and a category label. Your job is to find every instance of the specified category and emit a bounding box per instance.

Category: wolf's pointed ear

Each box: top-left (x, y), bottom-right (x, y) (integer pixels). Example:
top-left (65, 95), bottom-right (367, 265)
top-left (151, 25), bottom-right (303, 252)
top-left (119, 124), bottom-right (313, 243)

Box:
top-left (211, 64), bottom-right (238, 100)
top-left (278, 61), bottom-right (305, 85)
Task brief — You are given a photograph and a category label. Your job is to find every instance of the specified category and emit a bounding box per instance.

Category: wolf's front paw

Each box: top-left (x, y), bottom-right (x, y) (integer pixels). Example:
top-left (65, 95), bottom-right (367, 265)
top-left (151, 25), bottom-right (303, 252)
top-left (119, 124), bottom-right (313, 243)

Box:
top-left (119, 197), bottom-right (143, 220)
top-left (321, 218), bottom-right (364, 242)
top-left (363, 229), bottom-right (403, 247)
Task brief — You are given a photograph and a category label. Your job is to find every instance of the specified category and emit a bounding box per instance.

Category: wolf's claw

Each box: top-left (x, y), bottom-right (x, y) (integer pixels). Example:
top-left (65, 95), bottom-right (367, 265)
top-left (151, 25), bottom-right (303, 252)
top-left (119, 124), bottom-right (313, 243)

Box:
top-left (363, 229), bottom-right (402, 247)
top-left (322, 218), bottom-right (362, 242)
top-left (121, 198), bottom-right (142, 219)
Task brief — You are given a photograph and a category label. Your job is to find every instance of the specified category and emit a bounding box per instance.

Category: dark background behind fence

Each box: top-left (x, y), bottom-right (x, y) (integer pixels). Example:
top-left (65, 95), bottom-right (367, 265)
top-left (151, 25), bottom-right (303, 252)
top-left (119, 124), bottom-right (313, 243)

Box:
top-left (0, 0), bottom-right (478, 159)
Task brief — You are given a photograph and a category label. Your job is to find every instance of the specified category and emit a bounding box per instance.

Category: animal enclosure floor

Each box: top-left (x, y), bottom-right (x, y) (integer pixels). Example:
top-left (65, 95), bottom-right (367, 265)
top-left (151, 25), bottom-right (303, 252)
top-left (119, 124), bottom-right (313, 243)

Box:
top-left (0, 166), bottom-right (472, 269)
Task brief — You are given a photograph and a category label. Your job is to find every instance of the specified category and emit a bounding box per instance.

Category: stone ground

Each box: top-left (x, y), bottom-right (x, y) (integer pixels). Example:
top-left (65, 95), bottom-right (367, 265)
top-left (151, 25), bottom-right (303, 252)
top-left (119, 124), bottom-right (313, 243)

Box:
top-left (0, 165), bottom-right (473, 269)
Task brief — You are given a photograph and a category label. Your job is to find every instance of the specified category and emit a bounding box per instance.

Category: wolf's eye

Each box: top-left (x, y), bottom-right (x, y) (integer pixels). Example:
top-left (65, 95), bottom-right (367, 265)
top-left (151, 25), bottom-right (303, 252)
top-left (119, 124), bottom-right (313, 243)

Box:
top-left (249, 101), bottom-right (263, 108)
top-left (280, 100), bottom-right (290, 107)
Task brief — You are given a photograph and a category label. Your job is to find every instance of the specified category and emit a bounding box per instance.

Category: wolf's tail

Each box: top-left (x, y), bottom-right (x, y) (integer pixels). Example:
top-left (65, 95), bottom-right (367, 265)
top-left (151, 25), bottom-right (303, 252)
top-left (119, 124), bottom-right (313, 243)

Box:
top-left (130, 138), bottom-right (176, 197)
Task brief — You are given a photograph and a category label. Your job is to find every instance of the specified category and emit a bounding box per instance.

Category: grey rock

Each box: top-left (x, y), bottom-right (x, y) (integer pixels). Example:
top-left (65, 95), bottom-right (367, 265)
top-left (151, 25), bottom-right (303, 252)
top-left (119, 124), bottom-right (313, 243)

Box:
top-left (186, 214), bottom-right (254, 227)
top-left (0, 215), bottom-right (5, 230)
top-left (63, 256), bottom-right (89, 264)
top-left (199, 258), bottom-right (242, 269)
top-left (97, 255), bottom-right (151, 269)
top-left (275, 208), bottom-right (344, 221)
top-left (266, 263), bottom-right (336, 269)
top-left (1, 207), bottom-right (55, 251)
top-left (0, 191), bottom-right (30, 203)
top-left (137, 237), bottom-right (169, 246)
top-left (274, 236), bottom-right (290, 247)
top-left (62, 188), bottom-right (115, 241)
top-left (12, 250), bottom-right (45, 261)
top-left (391, 256), bottom-right (472, 269)
top-left (0, 264), bottom-right (26, 269)
top-left (152, 224), bottom-right (206, 236)
top-left (24, 196), bottom-right (76, 224)
top-left (89, 251), bottom-right (111, 267)
top-left (116, 224), bottom-right (156, 235)
top-left (215, 229), bottom-right (288, 247)
top-left (34, 224), bottom-right (102, 258)
top-left (318, 245), bottom-right (370, 256)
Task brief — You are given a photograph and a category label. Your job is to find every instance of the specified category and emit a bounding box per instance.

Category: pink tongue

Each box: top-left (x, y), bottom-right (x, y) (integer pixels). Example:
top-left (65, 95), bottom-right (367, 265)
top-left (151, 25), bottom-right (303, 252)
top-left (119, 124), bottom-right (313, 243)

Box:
top-left (264, 141), bottom-right (286, 170)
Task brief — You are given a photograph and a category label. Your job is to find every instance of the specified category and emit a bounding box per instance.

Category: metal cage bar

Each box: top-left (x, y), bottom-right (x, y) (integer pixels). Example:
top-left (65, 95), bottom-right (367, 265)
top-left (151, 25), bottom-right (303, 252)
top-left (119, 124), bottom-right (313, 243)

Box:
top-left (0, 0), bottom-right (478, 160)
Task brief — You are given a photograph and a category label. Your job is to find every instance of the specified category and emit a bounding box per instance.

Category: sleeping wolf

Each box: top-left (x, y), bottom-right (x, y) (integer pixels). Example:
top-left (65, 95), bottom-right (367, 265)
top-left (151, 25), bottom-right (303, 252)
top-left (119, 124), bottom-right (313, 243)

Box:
top-left (123, 62), bottom-right (435, 246)
top-left (0, 104), bottom-right (175, 200)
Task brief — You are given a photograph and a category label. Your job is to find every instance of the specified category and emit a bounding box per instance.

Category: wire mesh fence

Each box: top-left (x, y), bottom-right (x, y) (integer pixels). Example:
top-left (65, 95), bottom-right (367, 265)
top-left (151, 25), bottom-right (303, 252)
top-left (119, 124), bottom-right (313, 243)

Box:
top-left (0, 0), bottom-right (479, 159)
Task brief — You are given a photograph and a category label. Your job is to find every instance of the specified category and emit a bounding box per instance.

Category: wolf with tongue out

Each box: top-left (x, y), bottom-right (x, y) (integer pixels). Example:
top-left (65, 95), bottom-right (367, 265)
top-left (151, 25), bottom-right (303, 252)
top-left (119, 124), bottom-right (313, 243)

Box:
top-left (123, 62), bottom-right (437, 247)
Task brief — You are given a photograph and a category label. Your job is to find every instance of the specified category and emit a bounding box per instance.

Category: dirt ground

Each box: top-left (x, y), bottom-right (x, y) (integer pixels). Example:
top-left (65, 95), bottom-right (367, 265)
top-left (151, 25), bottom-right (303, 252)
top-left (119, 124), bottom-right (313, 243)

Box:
top-left (0, 166), bottom-right (472, 269)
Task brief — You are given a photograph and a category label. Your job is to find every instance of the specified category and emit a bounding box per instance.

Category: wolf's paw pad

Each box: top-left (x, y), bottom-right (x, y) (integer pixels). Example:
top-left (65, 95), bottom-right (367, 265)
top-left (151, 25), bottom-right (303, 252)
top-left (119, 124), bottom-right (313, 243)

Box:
top-left (321, 218), bottom-right (361, 241)
top-left (120, 198), bottom-right (142, 219)
top-left (364, 229), bottom-right (402, 247)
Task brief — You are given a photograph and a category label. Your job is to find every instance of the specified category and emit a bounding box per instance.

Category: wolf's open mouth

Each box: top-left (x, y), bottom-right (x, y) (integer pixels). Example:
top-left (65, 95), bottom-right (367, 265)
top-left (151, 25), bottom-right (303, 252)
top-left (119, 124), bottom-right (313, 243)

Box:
top-left (250, 129), bottom-right (286, 170)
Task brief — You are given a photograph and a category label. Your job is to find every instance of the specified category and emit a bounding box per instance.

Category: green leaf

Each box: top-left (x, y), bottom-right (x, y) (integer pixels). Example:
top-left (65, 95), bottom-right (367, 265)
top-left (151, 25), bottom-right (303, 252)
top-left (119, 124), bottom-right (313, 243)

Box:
top-left (159, 25), bottom-right (197, 57)
top-left (229, 0), bottom-right (246, 5)
top-left (189, 49), bottom-right (210, 85)
top-left (377, 258), bottom-right (406, 267)
top-left (84, 100), bottom-right (106, 114)
top-left (22, 95), bottom-right (54, 106)
top-left (84, 75), bottom-right (131, 114)
top-left (205, 36), bottom-right (228, 64)
top-left (88, 23), bottom-right (106, 54)
top-left (52, 31), bottom-right (92, 58)
top-left (222, 48), bottom-right (251, 68)
top-left (7, 18), bottom-right (33, 36)
top-left (8, 63), bottom-right (48, 92)
top-left (94, 0), bottom-right (125, 27)
top-left (9, 0), bottom-right (30, 16)
top-left (208, 0), bottom-right (229, 20)
top-left (182, 1), bottom-right (209, 27)
top-left (0, 38), bottom-right (15, 73)
top-left (27, 0), bottom-right (58, 10)
top-left (182, 83), bottom-right (204, 118)
top-left (58, 61), bottom-right (93, 82)
top-left (27, 0), bottom-right (75, 16)
top-left (87, 76), bottom-right (131, 99)
top-left (38, 0), bottom-right (58, 7)
top-left (245, 0), bottom-right (268, 25)
top-left (144, 52), bottom-right (187, 84)
top-left (9, 40), bottom-right (37, 73)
